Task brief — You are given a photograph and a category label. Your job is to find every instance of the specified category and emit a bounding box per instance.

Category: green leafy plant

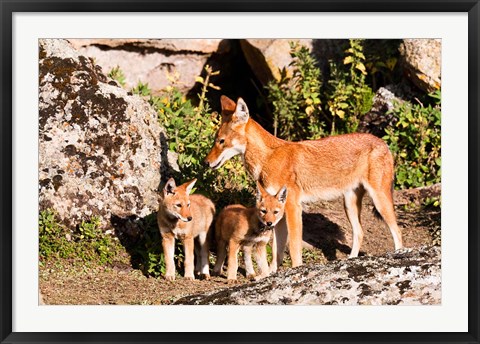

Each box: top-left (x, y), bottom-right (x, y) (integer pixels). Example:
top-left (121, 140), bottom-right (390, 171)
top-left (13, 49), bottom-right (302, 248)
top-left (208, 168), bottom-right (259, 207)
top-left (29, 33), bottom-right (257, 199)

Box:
top-left (108, 65), bottom-right (126, 87)
top-left (383, 91), bottom-right (441, 189)
top-left (326, 39), bottom-right (374, 134)
top-left (39, 209), bottom-right (119, 265)
top-left (267, 42), bottom-right (326, 140)
top-left (266, 40), bottom-right (440, 193)
top-left (149, 65), bottom-right (255, 209)
top-left (423, 196), bottom-right (441, 208)
top-left (77, 216), bottom-right (116, 265)
top-left (363, 39), bottom-right (402, 90)
top-left (132, 81), bottom-right (152, 97)
top-left (424, 195), bottom-right (441, 246)
top-left (39, 209), bottom-right (74, 260)
top-left (267, 40), bottom-right (375, 139)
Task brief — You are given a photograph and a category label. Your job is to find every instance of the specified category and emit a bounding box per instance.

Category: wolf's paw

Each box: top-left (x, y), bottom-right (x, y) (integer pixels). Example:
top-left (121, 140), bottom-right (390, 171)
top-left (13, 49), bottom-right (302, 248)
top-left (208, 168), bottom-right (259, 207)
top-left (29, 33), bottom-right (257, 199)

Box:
top-left (164, 274), bottom-right (175, 281)
top-left (255, 273), bottom-right (269, 281)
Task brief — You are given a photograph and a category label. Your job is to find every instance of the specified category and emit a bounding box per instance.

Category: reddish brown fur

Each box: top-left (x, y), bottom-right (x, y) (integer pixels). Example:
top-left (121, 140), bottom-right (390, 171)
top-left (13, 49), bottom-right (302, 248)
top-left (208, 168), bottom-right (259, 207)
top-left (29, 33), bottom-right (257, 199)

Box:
top-left (213, 184), bottom-right (287, 282)
top-left (205, 96), bottom-right (403, 271)
top-left (157, 178), bottom-right (215, 280)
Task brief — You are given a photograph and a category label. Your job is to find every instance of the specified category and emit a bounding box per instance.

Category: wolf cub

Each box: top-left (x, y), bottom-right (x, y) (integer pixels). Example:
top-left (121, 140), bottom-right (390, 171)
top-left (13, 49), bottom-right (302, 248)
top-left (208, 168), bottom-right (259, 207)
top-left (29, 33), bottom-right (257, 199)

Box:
top-left (213, 183), bottom-right (288, 282)
top-left (157, 178), bottom-right (215, 281)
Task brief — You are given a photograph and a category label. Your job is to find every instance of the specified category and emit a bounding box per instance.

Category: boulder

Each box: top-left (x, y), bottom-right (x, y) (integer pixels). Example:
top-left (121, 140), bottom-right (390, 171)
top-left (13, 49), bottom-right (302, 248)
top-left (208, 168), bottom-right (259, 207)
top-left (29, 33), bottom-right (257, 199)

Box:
top-left (67, 39), bottom-right (230, 94)
top-left (357, 86), bottom-right (401, 136)
top-left (240, 39), bottom-right (350, 87)
top-left (175, 246), bottom-right (441, 305)
top-left (358, 80), bottom-right (427, 137)
top-left (39, 39), bottom-right (175, 234)
top-left (399, 39), bottom-right (441, 93)
top-left (240, 39), bottom-right (313, 85)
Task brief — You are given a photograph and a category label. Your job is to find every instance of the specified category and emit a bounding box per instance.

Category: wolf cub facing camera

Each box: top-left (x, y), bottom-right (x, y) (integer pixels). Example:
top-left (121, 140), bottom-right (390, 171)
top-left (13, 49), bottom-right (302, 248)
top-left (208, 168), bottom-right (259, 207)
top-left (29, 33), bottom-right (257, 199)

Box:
top-left (157, 178), bottom-right (215, 281)
top-left (213, 183), bottom-right (288, 282)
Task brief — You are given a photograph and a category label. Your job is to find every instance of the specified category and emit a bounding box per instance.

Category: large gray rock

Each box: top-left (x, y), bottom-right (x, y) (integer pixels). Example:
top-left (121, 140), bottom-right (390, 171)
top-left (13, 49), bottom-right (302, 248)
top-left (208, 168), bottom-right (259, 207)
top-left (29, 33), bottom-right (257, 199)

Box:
top-left (175, 246), bottom-right (441, 305)
top-left (68, 39), bottom-right (230, 94)
top-left (399, 39), bottom-right (441, 93)
top-left (39, 39), bottom-right (175, 234)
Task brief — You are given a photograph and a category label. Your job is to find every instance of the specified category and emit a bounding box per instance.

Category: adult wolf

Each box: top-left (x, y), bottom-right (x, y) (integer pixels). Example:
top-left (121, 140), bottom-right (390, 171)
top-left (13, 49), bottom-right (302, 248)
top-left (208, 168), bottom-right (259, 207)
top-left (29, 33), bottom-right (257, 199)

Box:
top-left (205, 95), bottom-right (403, 272)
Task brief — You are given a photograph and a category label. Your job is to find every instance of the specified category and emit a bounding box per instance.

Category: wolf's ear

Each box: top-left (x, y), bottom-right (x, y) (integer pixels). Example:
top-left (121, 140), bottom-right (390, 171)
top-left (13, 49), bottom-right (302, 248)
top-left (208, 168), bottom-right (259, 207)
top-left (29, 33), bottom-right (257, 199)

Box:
top-left (164, 178), bottom-right (176, 195)
top-left (220, 95), bottom-right (236, 115)
top-left (276, 185), bottom-right (288, 204)
top-left (256, 182), bottom-right (266, 202)
top-left (185, 178), bottom-right (197, 195)
top-left (233, 97), bottom-right (250, 124)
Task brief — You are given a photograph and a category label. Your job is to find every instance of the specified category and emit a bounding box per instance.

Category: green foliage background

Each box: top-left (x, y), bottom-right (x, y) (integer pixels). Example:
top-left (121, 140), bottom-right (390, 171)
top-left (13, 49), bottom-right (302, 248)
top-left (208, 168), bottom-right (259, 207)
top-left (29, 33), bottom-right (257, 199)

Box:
top-left (266, 39), bottom-right (441, 190)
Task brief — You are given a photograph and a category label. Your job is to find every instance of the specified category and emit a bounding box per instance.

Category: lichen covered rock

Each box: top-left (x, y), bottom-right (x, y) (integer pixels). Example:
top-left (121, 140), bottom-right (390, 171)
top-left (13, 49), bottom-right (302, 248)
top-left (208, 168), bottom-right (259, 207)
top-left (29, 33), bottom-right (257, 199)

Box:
top-left (357, 86), bottom-right (400, 137)
top-left (68, 39), bottom-right (230, 94)
top-left (175, 246), bottom-right (441, 305)
top-left (399, 39), bottom-right (441, 93)
top-left (39, 39), bottom-right (173, 234)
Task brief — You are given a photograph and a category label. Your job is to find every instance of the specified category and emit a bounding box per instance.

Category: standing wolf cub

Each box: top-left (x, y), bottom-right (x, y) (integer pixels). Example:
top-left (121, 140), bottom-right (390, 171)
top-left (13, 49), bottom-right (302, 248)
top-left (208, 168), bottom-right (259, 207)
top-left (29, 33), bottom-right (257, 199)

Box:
top-left (213, 183), bottom-right (288, 282)
top-left (157, 178), bottom-right (215, 281)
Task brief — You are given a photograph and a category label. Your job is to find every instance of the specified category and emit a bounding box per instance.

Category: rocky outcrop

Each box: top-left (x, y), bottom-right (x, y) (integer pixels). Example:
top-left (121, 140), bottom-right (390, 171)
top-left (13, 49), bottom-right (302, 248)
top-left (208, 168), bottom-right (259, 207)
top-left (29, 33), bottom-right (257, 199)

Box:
top-left (240, 39), bottom-right (313, 85)
top-left (39, 39), bottom-right (175, 233)
top-left (68, 39), bottom-right (230, 94)
top-left (66, 38), bottom-right (440, 102)
top-left (175, 246), bottom-right (441, 305)
top-left (240, 39), bottom-right (351, 88)
top-left (399, 39), bottom-right (441, 93)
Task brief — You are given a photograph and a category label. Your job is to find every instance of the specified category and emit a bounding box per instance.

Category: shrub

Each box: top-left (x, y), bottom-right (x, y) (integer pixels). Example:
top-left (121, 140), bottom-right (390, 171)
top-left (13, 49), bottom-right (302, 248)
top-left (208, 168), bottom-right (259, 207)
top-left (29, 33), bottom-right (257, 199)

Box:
top-left (266, 40), bottom-right (441, 191)
top-left (383, 90), bottom-right (441, 189)
top-left (266, 39), bottom-right (375, 139)
top-left (267, 41), bottom-right (326, 140)
top-left (148, 66), bottom-right (255, 209)
top-left (326, 39), bottom-right (374, 134)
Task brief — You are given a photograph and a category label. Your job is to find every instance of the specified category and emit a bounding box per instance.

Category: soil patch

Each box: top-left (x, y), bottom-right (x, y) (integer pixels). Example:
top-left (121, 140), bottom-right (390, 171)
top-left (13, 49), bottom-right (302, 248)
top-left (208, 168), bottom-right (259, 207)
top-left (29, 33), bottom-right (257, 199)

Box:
top-left (40, 185), bottom-right (440, 305)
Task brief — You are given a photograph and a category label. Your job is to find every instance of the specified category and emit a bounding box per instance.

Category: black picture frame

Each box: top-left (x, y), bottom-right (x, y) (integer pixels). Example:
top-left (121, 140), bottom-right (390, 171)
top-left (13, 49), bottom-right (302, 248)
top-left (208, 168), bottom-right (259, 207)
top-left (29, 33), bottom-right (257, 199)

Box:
top-left (1, 1), bottom-right (478, 343)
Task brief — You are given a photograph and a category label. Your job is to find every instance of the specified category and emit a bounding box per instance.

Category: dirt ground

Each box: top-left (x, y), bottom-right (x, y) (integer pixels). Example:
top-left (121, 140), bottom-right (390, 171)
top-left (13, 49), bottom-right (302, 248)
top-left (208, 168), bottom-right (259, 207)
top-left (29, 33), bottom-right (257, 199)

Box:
top-left (39, 185), bottom-right (440, 305)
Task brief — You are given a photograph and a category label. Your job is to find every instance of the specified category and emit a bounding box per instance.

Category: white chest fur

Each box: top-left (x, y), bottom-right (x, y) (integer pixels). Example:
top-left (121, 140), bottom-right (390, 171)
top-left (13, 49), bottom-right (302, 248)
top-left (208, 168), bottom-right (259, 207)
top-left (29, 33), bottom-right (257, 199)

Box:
top-left (244, 232), bottom-right (271, 245)
top-left (171, 227), bottom-right (189, 239)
